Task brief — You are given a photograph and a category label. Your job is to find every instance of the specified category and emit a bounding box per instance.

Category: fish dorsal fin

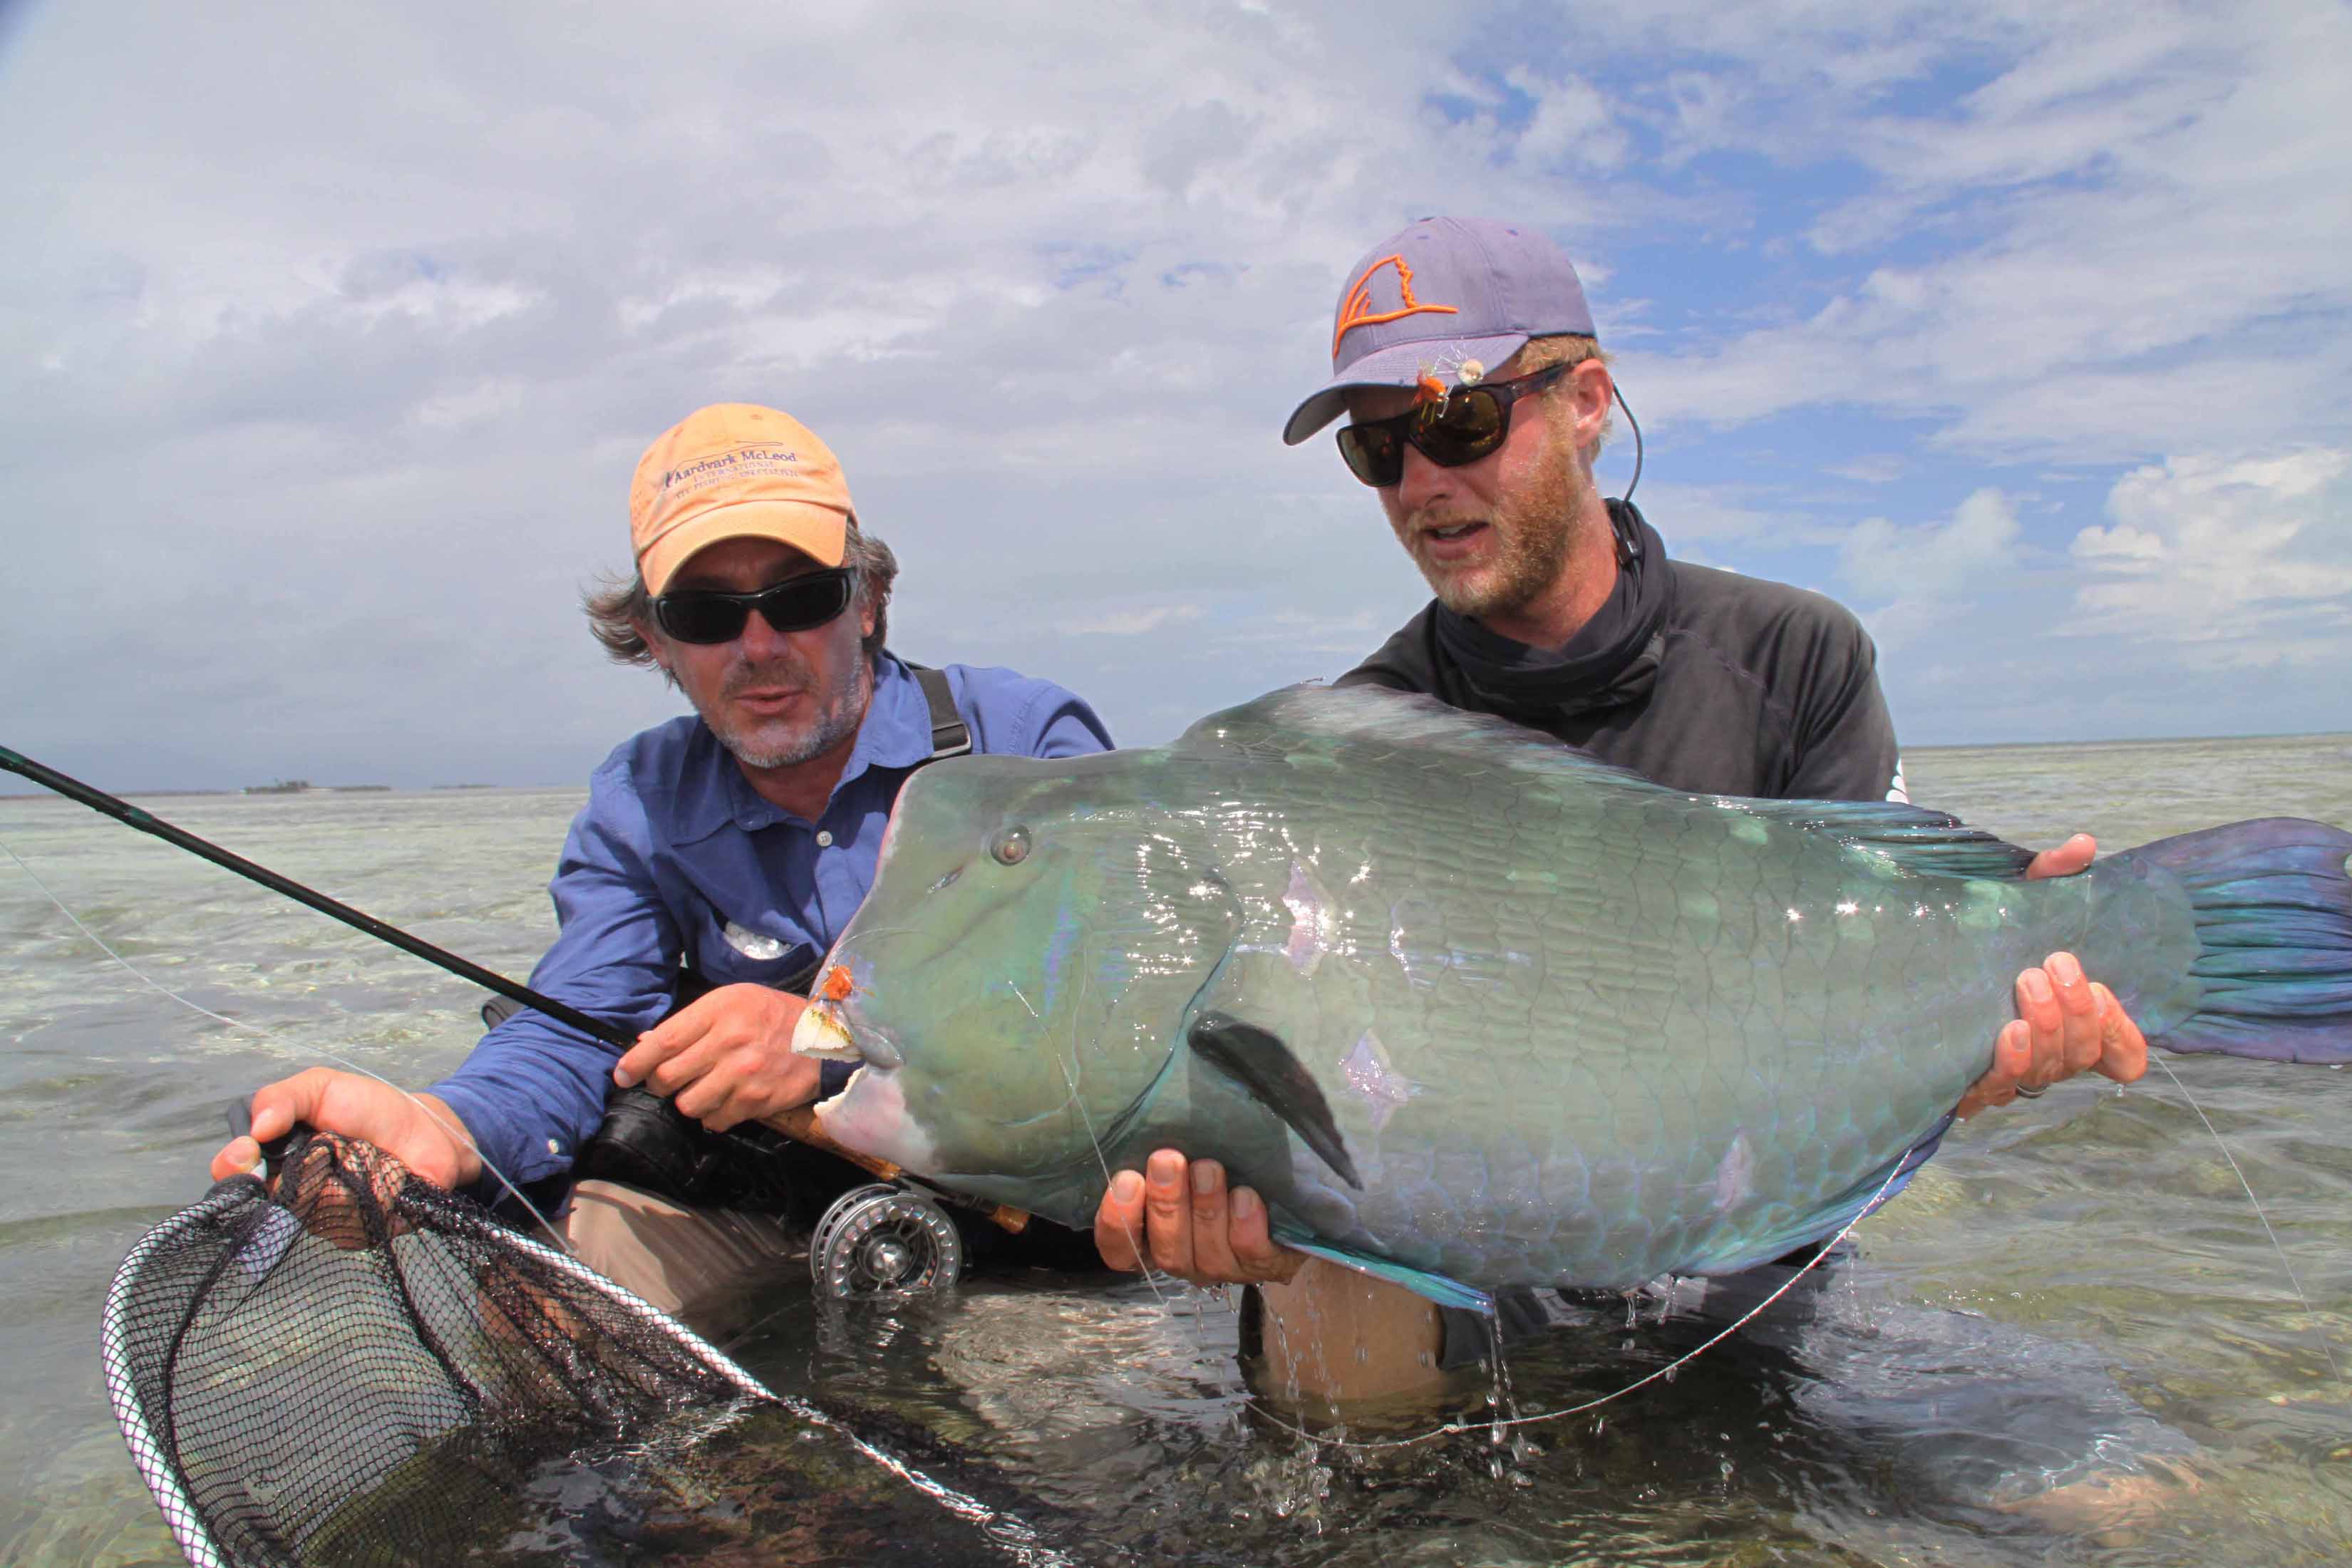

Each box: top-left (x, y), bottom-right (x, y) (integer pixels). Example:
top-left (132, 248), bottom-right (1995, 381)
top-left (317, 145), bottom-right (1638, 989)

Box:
top-left (1185, 1012), bottom-right (1363, 1191)
top-left (1177, 684), bottom-right (2036, 882)
top-left (1720, 800), bottom-right (2037, 880)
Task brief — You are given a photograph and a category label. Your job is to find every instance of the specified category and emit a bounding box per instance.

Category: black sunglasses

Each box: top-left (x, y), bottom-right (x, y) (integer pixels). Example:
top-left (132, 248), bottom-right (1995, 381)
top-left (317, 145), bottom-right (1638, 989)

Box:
top-left (650, 567), bottom-right (856, 645)
top-left (1334, 362), bottom-right (1573, 487)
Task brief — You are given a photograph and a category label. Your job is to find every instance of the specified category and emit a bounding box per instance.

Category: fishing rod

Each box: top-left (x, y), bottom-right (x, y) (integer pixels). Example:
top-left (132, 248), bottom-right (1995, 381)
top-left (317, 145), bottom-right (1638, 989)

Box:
top-left (1, 744), bottom-right (636, 1052)
top-left (0, 743), bottom-right (954, 1202)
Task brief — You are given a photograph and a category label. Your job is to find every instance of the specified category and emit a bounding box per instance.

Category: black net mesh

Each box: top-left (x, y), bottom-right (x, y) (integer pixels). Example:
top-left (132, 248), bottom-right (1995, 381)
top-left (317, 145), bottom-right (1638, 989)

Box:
top-left (99, 1132), bottom-right (769, 1568)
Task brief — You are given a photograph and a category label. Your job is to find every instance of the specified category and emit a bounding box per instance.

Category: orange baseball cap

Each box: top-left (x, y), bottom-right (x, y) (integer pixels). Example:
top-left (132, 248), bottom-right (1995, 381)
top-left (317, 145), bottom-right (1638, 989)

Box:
top-left (629, 403), bottom-right (855, 594)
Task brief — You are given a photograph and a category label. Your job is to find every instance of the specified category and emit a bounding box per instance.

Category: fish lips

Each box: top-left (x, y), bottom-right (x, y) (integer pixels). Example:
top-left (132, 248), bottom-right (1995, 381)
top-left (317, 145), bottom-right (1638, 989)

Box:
top-left (791, 996), bottom-right (904, 1077)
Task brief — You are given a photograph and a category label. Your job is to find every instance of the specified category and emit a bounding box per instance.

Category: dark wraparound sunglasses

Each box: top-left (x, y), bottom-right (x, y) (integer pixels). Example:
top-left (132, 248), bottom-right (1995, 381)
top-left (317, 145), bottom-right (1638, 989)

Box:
top-left (1334, 362), bottom-right (1573, 488)
top-left (651, 567), bottom-right (855, 644)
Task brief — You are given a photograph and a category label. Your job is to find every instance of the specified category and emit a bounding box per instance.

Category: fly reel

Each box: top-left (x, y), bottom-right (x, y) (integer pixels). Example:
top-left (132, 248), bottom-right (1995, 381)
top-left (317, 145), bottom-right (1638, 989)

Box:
top-left (809, 1182), bottom-right (963, 1299)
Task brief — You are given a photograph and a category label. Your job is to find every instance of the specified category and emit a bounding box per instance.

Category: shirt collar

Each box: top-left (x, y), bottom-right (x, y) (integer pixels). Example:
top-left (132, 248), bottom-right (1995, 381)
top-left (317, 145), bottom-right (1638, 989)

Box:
top-left (667, 652), bottom-right (930, 842)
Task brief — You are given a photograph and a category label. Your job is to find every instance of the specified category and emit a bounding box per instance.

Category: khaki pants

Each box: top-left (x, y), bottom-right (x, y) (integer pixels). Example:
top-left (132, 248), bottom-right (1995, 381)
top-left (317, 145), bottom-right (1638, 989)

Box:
top-left (559, 1180), bottom-right (808, 1333)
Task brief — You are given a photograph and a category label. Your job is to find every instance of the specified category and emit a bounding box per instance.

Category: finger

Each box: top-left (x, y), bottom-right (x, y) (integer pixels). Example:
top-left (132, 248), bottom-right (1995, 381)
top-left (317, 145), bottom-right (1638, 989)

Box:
top-left (2024, 833), bottom-right (2098, 881)
top-left (209, 1134), bottom-right (264, 1184)
top-left (1094, 1170), bottom-right (1147, 1271)
top-left (2046, 952), bottom-right (2103, 1078)
top-left (615, 1000), bottom-right (716, 1087)
top-left (639, 1032), bottom-right (735, 1097)
top-left (1993, 1014), bottom-right (2034, 1086)
top-left (2014, 968), bottom-right (2063, 1087)
top-left (249, 1068), bottom-right (336, 1145)
top-left (1956, 1018), bottom-right (2031, 1118)
top-left (2091, 982), bottom-right (2151, 1083)
top-left (1143, 1148), bottom-right (1196, 1279)
top-left (670, 1052), bottom-right (742, 1124)
top-left (681, 1049), bottom-right (798, 1130)
top-left (1227, 1187), bottom-right (1304, 1283)
top-left (1183, 1160), bottom-right (1242, 1282)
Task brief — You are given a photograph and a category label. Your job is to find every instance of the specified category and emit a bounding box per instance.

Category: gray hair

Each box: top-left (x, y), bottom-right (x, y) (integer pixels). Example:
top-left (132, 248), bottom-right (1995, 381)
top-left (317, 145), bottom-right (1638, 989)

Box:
top-left (583, 521), bottom-right (899, 665)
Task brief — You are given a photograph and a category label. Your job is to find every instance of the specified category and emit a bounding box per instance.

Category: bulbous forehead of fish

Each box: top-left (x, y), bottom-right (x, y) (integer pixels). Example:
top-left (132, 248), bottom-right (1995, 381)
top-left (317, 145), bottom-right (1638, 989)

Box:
top-left (882, 757), bottom-right (1162, 879)
top-left (869, 760), bottom-right (1044, 889)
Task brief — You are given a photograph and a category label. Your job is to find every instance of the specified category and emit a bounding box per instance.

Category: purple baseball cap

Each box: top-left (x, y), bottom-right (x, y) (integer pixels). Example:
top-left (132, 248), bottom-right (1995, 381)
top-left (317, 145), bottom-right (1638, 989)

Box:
top-left (1282, 216), bottom-right (1597, 445)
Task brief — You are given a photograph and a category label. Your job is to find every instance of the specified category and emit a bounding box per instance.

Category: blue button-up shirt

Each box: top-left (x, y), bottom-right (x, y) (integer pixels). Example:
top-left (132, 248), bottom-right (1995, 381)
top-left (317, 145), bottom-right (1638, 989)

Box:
top-left (429, 654), bottom-right (1113, 1190)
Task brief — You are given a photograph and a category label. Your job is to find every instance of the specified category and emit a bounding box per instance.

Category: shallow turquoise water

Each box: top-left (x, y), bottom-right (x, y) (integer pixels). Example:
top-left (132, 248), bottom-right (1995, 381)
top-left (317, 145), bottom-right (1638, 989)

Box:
top-left (3, 735), bottom-right (2348, 1566)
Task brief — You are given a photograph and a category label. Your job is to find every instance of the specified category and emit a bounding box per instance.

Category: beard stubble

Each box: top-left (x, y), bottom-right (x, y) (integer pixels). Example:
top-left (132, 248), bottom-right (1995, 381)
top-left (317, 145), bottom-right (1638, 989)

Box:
top-left (1401, 446), bottom-right (1590, 624)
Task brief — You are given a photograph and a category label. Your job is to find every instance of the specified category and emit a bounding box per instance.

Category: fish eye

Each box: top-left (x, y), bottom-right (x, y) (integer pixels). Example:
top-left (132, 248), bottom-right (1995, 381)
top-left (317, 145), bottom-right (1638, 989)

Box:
top-left (990, 826), bottom-right (1033, 866)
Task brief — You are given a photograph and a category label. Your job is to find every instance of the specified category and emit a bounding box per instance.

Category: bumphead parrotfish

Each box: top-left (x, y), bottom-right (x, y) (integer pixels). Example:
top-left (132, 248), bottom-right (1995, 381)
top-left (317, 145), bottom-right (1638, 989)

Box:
top-left (793, 687), bottom-right (2352, 1309)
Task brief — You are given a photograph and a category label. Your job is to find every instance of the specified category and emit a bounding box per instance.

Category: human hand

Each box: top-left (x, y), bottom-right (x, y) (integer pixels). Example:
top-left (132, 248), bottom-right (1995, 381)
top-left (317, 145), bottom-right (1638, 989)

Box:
top-left (1093, 1148), bottom-right (1304, 1286)
top-left (208, 1068), bottom-right (479, 1189)
top-left (1954, 835), bottom-right (2151, 1118)
top-left (614, 982), bottom-right (820, 1133)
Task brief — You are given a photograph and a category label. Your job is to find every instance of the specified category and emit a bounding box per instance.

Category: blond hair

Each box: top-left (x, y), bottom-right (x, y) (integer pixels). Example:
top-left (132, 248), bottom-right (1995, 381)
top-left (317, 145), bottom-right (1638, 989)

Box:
top-left (1510, 334), bottom-right (1611, 465)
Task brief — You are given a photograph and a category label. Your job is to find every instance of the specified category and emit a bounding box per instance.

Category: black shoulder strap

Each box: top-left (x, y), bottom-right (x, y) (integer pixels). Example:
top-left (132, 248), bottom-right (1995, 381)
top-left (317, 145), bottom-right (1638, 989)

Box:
top-left (908, 664), bottom-right (972, 762)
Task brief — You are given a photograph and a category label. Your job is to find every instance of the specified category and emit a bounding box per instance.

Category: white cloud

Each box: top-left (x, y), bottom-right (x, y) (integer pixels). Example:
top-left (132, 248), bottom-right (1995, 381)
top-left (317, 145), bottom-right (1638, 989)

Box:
top-left (1840, 488), bottom-right (2025, 647)
top-left (2065, 448), bottom-right (2352, 654)
top-left (1063, 604), bottom-right (1207, 637)
top-left (1620, 0), bottom-right (2352, 460)
top-left (1503, 67), bottom-right (1629, 172)
top-left (1825, 455), bottom-right (1907, 485)
top-left (1, 0), bottom-right (2347, 785)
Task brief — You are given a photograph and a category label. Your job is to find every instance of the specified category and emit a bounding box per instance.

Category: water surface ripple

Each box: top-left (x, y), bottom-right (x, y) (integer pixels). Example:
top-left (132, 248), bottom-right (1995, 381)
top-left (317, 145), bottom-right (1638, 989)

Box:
top-left (3, 736), bottom-right (2348, 1566)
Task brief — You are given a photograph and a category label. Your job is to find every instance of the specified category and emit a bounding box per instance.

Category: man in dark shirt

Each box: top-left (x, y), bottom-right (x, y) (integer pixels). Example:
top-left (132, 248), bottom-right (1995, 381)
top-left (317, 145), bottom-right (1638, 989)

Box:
top-left (1093, 216), bottom-right (2149, 1399)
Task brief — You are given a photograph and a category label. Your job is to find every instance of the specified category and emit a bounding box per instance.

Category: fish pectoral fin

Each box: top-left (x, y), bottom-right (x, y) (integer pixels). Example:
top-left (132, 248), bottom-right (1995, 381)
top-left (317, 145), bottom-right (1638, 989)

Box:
top-left (1185, 1011), bottom-right (1363, 1190)
top-left (1274, 1232), bottom-right (1494, 1316)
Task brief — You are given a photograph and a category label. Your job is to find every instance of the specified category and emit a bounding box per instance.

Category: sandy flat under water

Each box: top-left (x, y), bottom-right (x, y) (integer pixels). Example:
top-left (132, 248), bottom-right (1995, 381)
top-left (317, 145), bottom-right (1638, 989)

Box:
top-left (2, 733), bottom-right (2348, 1567)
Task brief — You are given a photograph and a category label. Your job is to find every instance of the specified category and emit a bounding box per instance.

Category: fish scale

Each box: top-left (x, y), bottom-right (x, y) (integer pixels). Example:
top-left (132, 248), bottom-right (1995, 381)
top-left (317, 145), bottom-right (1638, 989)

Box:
top-left (798, 686), bottom-right (2352, 1303)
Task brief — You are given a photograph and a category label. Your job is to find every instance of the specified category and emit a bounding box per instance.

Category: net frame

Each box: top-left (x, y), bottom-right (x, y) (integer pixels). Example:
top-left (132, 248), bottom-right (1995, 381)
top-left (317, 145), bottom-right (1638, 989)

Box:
top-left (99, 1148), bottom-right (775, 1568)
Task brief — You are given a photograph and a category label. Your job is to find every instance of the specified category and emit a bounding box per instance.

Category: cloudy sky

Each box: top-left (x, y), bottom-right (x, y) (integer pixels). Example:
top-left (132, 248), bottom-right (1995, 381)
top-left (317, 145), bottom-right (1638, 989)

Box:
top-left (4, 0), bottom-right (2348, 793)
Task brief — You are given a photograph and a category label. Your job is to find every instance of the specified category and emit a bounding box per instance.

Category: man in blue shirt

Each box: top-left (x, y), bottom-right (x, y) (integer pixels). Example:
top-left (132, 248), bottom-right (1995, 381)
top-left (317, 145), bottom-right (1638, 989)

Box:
top-left (213, 403), bottom-right (1110, 1314)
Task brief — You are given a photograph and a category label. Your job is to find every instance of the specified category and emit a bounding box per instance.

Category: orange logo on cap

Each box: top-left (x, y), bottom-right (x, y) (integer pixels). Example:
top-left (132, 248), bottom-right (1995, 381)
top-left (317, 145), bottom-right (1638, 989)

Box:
top-left (1333, 254), bottom-right (1459, 359)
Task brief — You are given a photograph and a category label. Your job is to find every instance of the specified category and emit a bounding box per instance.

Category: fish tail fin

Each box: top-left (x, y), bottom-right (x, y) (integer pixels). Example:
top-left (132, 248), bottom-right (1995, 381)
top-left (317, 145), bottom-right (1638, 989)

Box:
top-left (2118, 817), bottom-right (2352, 1062)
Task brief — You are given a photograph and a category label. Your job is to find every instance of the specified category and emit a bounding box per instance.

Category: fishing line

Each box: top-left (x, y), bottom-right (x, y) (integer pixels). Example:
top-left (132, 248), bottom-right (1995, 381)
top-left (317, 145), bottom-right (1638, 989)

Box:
top-left (1241, 1150), bottom-right (1914, 1455)
top-left (0, 830), bottom-right (566, 1245)
top-left (1015, 976), bottom-right (1180, 1316)
top-left (2149, 1055), bottom-right (2339, 1379)
top-left (12, 809), bottom-right (1078, 1568)
top-left (773, 1391), bottom-right (1080, 1568)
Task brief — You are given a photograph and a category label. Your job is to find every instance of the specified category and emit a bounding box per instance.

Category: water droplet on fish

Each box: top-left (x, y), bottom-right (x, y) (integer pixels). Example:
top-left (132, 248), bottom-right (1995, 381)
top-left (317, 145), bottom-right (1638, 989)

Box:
top-left (1720, 1460), bottom-right (1734, 1477)
top-left (1663, 1365), bottom-right (1678, 1383)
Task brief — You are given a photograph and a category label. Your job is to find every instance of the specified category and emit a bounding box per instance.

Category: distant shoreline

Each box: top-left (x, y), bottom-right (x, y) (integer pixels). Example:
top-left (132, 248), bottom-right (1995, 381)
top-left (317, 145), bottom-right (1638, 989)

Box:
top-left (1906, 730), bottom-right (2352, 755)
top-left (0, 783), bottom-right (558, 800)
top-left (4, 730), bottom-right (2346, 800)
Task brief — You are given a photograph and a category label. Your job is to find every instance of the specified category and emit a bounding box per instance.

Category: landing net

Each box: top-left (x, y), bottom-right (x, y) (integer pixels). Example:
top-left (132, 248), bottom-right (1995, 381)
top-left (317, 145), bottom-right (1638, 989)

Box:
top-left (99, 1131), bottom-right (769, 1568)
